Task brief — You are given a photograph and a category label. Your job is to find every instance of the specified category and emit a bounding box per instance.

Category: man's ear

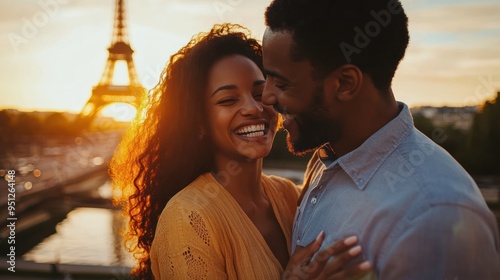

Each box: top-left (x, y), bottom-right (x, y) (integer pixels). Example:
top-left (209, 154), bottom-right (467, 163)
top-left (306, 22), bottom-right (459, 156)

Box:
top-left (323, 64), bottom-right (363, 102)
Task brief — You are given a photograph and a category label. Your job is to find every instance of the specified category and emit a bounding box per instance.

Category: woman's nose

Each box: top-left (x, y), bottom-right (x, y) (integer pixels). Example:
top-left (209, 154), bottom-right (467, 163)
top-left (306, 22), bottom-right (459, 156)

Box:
top-left (241, 97), bottom-right (264, 116)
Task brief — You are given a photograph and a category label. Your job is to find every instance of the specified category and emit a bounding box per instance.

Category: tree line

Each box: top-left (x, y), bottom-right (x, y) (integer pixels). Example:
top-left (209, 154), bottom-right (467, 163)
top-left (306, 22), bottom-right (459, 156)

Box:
top-left (0, 111), bottom-right (127, 158)
top-left (412, 93), bottom-right (499, 175)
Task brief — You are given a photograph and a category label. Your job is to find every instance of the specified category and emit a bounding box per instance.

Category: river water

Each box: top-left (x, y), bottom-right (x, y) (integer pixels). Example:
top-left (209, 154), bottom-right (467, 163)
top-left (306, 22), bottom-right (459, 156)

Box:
top-left (22, 207), bottom-right (134, 267)
top-left (21, 181), bottom-right (135, 268)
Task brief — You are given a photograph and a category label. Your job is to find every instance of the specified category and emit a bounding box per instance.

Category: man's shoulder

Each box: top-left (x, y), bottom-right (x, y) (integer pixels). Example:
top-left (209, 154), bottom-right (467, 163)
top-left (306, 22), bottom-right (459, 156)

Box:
top-left (394, 128), bottom-right (473, 185)
top-left (381, 128), bottom-right (489, 213)
top-left (396, 126), bottom-right (454, 161)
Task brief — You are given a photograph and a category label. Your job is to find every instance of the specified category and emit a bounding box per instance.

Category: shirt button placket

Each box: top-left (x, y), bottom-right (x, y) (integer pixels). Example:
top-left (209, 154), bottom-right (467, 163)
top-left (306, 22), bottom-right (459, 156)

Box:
top-left (311, 197), bottom-right (317, 205)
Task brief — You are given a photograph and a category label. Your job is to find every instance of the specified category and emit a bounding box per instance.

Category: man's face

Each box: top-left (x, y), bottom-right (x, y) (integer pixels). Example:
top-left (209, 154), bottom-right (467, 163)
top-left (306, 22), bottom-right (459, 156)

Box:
top-left (262, 28), bottom-right (337, 155)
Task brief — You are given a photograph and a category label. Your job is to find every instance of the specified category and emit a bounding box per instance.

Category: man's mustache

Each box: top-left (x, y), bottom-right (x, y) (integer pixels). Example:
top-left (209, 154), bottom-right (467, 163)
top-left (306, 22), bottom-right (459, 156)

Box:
top-left (273, 104), bottom-right (286, 114)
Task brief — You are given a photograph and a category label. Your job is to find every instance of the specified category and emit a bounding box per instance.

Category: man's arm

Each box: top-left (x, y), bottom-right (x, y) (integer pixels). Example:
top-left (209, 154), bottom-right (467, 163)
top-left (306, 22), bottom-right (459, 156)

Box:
top-left (378, 204), bottom-right (500, 280)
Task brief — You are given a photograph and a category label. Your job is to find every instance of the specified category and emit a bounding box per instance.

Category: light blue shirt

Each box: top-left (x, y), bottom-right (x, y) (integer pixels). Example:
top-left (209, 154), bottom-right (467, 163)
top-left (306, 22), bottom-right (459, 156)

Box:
top-left (293, 103), bottom-right (500, 279)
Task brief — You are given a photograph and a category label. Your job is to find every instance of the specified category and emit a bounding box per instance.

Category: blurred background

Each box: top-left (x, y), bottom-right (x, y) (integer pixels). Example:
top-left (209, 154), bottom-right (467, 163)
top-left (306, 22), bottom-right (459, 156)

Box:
top-left (0, 0), bottom-right (499, 279)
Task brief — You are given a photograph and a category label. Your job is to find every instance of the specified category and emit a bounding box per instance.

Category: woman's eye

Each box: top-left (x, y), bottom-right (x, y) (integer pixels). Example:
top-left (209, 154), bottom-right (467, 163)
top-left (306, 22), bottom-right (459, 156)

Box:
top-left (217, 98), bottom-right (237, 105)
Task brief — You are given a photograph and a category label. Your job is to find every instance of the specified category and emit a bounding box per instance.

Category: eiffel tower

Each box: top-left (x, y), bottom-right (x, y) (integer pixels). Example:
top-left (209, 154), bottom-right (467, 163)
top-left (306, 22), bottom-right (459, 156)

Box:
top-left (77, 0), bottom-right (145, 126)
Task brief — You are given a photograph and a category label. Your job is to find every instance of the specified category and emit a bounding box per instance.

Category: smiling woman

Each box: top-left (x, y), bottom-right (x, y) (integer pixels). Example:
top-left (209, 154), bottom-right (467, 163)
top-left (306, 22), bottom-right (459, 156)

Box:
top-left (110, 23), bottom-right (290, 279)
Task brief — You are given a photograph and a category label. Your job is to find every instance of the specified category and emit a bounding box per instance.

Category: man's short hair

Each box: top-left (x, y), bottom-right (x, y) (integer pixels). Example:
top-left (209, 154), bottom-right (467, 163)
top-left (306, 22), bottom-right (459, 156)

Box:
top-left (265, 0), bottom-right (409, 92)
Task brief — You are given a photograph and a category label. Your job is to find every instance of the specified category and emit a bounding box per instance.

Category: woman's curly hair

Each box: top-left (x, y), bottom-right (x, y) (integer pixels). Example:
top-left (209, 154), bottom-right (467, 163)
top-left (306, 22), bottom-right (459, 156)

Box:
top-left (110, 23), bottom-right (263, 279)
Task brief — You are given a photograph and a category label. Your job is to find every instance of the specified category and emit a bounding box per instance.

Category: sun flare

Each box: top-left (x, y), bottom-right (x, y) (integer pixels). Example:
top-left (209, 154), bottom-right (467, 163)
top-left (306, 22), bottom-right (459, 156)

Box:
top-left (100, 103), bottom-right (137, 122)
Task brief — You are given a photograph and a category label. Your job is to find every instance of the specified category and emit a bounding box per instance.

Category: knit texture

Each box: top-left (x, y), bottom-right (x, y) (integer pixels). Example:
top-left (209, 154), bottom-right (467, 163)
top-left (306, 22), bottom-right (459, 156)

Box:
top-left (151, 173), bottom-right (299, 279)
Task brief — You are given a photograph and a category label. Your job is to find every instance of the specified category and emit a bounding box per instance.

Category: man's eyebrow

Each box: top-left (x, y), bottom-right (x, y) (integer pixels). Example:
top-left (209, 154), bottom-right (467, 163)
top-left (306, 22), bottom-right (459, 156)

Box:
top-left (254, 80), bottom-right (266, 86)
top-left (211, 84), bottom-right (237, 96)
top-left (263, 69), bottom-right (290, 82)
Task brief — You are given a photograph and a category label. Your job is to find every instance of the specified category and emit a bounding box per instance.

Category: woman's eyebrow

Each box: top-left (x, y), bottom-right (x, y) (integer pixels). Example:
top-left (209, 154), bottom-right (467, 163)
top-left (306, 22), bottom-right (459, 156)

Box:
top-left (212, 84), bottom-right (237, 96)
top-left (212, 79), bottom-right (265, 96)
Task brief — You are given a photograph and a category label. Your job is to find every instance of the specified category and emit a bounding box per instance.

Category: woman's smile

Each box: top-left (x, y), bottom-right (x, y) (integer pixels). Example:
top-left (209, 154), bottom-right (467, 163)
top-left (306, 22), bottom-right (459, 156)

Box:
top-left (234, 122), bottom-right (270, 140)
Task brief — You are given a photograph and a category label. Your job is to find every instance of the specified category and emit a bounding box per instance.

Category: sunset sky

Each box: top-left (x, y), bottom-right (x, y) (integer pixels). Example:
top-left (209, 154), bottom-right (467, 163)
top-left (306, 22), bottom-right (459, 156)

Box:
top-left (1, 0), bottom-right (499, 120)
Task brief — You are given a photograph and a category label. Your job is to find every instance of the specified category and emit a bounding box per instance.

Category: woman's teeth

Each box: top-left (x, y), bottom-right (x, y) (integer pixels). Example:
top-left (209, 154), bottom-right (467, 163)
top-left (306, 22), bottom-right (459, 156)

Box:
top-left (235, 124), bottom-right (265, 137)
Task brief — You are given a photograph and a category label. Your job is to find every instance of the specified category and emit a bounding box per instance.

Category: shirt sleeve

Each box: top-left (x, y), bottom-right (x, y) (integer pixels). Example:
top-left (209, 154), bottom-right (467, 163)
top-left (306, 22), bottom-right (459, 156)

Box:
top-left (151, 201), bottom-right (228, 280)
top-left (378, 204), bottom-right (500, 280)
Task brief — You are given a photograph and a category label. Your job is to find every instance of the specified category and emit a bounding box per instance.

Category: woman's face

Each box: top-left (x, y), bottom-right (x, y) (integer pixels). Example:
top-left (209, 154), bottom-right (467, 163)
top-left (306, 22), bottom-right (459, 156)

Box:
top-left (205, 54), bottom-right (278, 163)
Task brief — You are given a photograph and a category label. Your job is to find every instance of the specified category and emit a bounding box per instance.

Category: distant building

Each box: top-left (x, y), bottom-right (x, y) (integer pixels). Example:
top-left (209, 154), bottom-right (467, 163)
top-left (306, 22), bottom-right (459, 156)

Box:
top-left (411, 106), bottom-right (478, 131)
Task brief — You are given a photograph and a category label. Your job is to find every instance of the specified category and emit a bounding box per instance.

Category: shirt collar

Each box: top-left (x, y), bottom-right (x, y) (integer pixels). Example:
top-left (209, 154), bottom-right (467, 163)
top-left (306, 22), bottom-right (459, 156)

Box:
top-left (318, 143), bottom-right (337, 163)
top-left (318, 102), bottom-right (414, 190)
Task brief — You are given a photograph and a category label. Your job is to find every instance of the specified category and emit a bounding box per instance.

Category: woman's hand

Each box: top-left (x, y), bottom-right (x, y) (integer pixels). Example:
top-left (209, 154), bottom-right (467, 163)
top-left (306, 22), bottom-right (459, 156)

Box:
top-left (282, 232), bottom-right (372, 280)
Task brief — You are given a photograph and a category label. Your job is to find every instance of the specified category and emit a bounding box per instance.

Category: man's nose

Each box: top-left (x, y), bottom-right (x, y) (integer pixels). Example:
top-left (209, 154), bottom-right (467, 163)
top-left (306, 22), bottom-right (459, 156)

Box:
top-left (262, 80), bottom-right (277, 106)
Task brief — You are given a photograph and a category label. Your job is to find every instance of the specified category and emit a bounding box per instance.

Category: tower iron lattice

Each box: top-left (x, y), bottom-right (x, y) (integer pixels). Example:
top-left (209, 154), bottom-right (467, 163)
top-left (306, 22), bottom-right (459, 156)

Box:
top-left (77, 0), bottom-right (145, 126)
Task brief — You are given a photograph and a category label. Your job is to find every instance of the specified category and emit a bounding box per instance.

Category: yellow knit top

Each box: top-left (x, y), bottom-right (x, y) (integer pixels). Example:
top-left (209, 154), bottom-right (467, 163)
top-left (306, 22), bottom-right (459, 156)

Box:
top-left (150, 172), bottom-right (299, 280)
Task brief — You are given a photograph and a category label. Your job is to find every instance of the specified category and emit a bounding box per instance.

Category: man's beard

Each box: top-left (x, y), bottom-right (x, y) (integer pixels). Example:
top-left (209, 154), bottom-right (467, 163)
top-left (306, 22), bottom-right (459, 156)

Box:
top-left (286, 87), bottom-right (337, 156)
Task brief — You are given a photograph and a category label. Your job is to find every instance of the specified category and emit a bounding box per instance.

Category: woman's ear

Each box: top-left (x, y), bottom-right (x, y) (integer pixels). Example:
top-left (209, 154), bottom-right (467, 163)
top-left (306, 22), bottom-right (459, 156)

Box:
top-left (324, 64), bottom-right (363, 102)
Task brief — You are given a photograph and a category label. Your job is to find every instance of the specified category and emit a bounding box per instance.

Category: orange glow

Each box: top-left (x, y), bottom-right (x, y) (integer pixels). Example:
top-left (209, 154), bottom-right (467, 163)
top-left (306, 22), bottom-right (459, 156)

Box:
top-left (33, 169), bottom-right (42, 177)
top-left (100, 103), bottom-right (137, 122)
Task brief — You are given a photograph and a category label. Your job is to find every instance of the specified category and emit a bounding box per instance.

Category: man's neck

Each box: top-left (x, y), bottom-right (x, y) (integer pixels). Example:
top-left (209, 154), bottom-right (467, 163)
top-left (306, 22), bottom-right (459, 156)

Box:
top-left (331, 94), bottom-right (400, 157)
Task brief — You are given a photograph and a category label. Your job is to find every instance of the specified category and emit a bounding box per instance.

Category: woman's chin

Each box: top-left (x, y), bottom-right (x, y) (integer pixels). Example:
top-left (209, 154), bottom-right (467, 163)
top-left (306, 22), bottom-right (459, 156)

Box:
top-left (236, 145), bottom-right (272, 161)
